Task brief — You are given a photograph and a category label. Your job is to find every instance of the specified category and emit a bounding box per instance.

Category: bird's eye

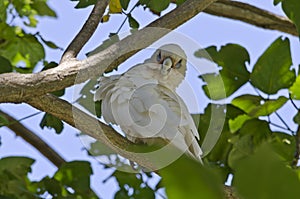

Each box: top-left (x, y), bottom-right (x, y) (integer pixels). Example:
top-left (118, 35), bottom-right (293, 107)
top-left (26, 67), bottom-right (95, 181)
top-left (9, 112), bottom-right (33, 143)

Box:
top-left (175, 59), bottom-right (182, 68)
top-left (157, 51), bottom-right (161, 62)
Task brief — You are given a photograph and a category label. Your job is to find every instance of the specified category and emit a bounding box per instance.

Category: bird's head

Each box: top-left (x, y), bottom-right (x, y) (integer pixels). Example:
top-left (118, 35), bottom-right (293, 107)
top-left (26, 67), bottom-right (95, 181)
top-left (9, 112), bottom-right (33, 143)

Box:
top-left (146, 44), bottom-right (187, 87)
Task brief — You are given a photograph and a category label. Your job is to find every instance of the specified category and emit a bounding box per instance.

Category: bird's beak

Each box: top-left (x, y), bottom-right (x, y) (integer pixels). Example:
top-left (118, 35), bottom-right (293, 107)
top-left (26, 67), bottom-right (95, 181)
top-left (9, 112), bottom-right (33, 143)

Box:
top-left (161, 57), bottom-right (173, 75)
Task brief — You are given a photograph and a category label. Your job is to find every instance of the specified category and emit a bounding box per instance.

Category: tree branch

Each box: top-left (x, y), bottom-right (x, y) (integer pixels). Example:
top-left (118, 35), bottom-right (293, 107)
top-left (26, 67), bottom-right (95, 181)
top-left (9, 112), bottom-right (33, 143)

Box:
top-left (60, 0), bottom-right (109, 63)
top-left (0, 109), bottom-right (66, 168)
top-left (204, 0), bottom-right (298, 36)
top-left (0, 0), bottom-right (217, 103)
top-left (26, 94), bottom-right (161, 171)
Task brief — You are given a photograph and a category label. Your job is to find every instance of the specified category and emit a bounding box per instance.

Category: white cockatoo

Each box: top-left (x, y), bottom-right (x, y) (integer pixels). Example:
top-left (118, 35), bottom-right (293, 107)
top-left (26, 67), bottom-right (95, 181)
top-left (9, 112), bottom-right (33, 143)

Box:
top-left (94, 44), bottom-right (202, 162)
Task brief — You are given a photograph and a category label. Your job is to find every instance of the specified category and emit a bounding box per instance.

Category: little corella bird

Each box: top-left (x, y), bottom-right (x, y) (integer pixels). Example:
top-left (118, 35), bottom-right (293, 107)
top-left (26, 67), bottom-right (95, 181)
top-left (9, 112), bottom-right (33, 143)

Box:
top-left (94, 44), bottom-right (202, 162)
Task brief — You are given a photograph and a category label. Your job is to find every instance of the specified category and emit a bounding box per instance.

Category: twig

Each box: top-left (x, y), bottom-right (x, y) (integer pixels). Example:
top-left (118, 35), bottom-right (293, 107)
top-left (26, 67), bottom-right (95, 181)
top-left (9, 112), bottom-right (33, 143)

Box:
top-left (204, 0), bottom-right (298, 36)
top-left (274, 111), bottom-right (292, 132)
top-left (60, 0), bottom-right (109, 63)
top-left (0, 109), bottom-right (66, 168)
top-left (269, 121), bottom-right (291, 132)
top-left (115, 2), bottom-right (139, 34)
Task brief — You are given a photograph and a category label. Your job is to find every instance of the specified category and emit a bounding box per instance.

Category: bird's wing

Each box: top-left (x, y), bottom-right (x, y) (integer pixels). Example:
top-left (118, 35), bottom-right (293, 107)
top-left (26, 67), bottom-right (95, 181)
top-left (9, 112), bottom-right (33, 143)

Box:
top-left (127, 83), bottom-right (202, 160)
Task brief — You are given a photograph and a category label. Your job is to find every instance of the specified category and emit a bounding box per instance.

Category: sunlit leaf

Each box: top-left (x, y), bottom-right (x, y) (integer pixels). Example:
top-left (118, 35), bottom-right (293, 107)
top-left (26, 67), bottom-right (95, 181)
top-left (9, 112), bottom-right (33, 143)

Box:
top-left (196, 44), bottom-right (250, 100)
top-left (289, 75), bottom-right (300, 99)
top-left (40, 113), bottom-right (64, 134)
top-left (229, 114), bottom-right (251, 133)
top-left (101, 14), bottom-right (110, 23)
top-left (250, 37), bottom-right (295, 94)
top-left (1, 33), bottom-right (45, 69)
top-left (160, 156), bottom-right (225, 199)
top-left (109, 0), bottom-right (122, 13)
top-left (231, 95), bottom-right (288, 117)
top-left (234, 144), bottom-right (300, 199)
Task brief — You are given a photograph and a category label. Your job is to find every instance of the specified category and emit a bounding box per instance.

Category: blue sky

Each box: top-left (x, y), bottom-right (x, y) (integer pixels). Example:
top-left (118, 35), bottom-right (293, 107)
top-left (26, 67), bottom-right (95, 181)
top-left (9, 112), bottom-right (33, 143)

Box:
top-left (0, 0), bottom-right (300, 198)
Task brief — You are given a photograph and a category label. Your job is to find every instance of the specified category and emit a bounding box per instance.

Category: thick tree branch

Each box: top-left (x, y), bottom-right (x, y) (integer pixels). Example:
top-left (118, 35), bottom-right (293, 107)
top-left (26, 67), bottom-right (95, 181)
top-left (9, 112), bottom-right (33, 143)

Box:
top-left (0, 0), bottom-right (217, 103)
top-left (0, 0), bottom-right (298, 104)
top-left (204, 0), bottom-right (298, 36)
top-left (60, 0), bottom-right (109, 63)
top-left (26, 94), bottom-right (163, 171)
top-left (0, 109), bottom-right (66, 168)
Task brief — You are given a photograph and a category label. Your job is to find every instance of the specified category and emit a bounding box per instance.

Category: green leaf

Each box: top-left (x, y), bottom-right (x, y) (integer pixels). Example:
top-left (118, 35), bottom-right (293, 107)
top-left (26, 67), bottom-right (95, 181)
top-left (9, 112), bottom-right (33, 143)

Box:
top-left (128, 14), bottom-right (139, 29)
top-left (71, 0), bottom-right (97, 8)
top-left (89, 141), bottom-right (116, 156)
top-left (160, 156), bottom-right (225, 199)
top-left (0, 114), bottom-right (9, 127)
top-left (1, 33), bottom-right (45, 69)
top-left (293, 112), bottom-right (300, 125)
top-left (281, 0), bottom-right (300, 37)
top-left (197, 44), bottom-right (250, 100)
top-left (109, 0), bottom-right (122, 13)
top-left (270, 132), bottom-right (295, 162)
top-left (0, 56), bottom-right (13, 73)
top-left (0, 0), bottom-right (8, 22)
top-left (289, 75), bottom-right (300, 99)
top-left (54, 161), bottom-right (93, 194)
top-left (229, 114), bottom-right (252, 133)
top-left (234, 144), bottom-right (300, 199)
top-left (148, 0), bottom-right (170, 12)
top-left (231, 95), bottom-right (288, 117)
top-left (40, 113), bottom-right (64, 134)
top-left (250, 37), bottom-right (295, 94)
top-left (228, 119), bottom-right (272, 168)
top-left (31, 1), bottom-right (57, 17)
top-left (77, 79), bottom-right (102, 117)
top-left (197, 104), bottom-right (243, 165)
top-left (120, 0), bottom-right (130, 10)
top-left (40, 37), bottom-right (61, 50)
top-left (139, 0), bottom-right (170, 14)
top-left (0, 157), bottom-right (34, 177)
top-left (0, 157), bottom-right (35, 198)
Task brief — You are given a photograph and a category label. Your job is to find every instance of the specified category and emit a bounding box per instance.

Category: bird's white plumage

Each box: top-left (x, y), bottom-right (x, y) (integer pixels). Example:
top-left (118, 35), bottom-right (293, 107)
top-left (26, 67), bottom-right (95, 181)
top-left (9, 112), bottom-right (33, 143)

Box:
top-left (94, 44), bottom-right (202, 162)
